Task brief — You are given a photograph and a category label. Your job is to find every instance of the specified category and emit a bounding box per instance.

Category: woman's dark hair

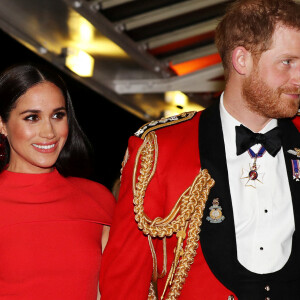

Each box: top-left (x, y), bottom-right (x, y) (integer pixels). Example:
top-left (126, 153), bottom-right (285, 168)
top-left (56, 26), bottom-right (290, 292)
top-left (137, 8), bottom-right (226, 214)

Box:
top-left (0, 63), bottom-right (93, 177)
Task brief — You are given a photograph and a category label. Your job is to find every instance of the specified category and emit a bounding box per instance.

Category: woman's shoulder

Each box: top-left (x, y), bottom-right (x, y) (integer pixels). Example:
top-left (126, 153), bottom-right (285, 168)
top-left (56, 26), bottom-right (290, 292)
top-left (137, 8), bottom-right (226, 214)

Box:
top-left (65, 176), bottom-right (116, 217)
top-left (66, 176), bottom-right (112, 195)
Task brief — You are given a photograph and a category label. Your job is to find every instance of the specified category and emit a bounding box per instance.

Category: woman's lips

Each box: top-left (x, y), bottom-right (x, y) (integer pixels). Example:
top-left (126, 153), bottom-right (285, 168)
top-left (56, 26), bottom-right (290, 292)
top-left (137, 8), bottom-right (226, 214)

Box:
top-left (32, 142), bottom-right (58, 153)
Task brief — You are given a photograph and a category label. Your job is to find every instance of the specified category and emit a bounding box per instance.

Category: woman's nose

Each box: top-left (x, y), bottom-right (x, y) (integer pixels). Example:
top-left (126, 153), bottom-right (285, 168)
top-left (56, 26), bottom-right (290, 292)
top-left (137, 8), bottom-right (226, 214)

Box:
top-left (39, 120), bottom-right (56, 139)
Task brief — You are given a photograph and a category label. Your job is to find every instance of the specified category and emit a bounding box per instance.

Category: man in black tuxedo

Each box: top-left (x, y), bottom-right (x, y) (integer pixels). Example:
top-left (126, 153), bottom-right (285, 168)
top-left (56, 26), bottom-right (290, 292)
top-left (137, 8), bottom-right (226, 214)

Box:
top-left (199, 0), bottom-right (300, 298)
top-left (100, 0), bottom-right (300, 299)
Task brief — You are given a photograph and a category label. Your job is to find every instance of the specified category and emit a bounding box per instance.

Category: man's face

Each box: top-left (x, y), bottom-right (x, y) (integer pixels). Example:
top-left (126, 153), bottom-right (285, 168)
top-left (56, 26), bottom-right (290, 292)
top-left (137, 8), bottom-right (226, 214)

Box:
top-left (242, 25), bottom-right (300, 119)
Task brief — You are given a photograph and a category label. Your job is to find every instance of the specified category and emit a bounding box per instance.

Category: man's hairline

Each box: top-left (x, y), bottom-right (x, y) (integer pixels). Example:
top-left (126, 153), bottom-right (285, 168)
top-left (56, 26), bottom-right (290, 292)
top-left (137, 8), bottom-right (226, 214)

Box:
top-left (225, 22), bottom-right (300, 80)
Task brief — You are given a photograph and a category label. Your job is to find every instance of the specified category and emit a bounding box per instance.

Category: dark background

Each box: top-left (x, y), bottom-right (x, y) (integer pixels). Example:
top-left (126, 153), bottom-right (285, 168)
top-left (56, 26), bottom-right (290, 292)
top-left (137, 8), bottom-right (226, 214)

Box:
top-left (0, 29), bottom-right (144, 190)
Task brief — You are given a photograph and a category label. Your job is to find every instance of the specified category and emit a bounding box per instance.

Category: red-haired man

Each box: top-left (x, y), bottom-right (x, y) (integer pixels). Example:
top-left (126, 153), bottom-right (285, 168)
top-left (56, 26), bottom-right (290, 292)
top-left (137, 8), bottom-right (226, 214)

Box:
top-left (101, 1), bottom-right (300, 299)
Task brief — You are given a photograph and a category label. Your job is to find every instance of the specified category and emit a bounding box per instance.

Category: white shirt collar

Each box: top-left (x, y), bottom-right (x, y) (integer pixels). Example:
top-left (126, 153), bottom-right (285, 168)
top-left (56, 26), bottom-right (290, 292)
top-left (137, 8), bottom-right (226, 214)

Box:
top-left (219, 92), bottom-right (278, 157)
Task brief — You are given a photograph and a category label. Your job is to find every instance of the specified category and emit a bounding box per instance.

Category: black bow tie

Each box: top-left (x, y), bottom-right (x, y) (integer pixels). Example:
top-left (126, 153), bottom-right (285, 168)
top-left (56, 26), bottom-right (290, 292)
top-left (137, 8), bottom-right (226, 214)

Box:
top-left (235, 125), bottom-right (282, 157)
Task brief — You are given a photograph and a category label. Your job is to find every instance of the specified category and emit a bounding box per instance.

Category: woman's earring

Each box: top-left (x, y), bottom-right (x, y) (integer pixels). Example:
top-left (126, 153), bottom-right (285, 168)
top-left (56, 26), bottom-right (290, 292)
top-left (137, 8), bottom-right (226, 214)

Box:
top-left (0, 133), bottom-right (6, 161)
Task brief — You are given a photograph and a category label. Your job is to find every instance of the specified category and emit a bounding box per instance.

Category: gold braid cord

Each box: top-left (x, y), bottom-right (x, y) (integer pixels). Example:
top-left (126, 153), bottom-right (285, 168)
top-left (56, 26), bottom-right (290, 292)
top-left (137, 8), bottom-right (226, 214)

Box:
top-left (133, 131), bottom-right (215, 300)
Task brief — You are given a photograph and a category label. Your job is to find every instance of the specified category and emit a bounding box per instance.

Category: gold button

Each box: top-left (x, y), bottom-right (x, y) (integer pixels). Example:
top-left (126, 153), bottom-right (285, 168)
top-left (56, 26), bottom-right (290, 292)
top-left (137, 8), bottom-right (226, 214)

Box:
top-left (265, 285), bottom-right (270, 291)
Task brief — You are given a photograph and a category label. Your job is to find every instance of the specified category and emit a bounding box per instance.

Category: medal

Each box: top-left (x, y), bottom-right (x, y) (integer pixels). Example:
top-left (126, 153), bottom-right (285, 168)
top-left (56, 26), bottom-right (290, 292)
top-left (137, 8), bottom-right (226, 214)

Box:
top-left (287, 148), bottom-right (300, 181)
top-left (206, 198), bottom-right (225, 223)
top-left (288, 148), bottom-right (300, 158)
top-left (241, 146), bottom-right (266, 188)
top-left (291, 159), bottom-right (300, 181)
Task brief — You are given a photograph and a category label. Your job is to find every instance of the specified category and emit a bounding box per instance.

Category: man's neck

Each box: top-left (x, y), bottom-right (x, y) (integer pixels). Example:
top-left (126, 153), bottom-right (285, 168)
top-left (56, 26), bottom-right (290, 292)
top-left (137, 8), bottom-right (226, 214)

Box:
top-left (223, 85), bottom-right (272, 133)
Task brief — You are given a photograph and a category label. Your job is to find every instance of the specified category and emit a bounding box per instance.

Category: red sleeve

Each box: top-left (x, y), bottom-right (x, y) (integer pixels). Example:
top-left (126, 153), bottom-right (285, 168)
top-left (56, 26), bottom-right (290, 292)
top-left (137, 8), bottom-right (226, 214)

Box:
top-left (99, 136), bottom-right (158, 299)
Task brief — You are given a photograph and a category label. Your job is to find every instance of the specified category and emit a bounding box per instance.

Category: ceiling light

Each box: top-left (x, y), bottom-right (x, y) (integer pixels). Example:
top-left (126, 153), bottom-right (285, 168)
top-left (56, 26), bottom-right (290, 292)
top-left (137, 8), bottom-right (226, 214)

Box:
top-left (165, 91), bottom-right (188, 107)
top-left (64, 48), bottom-right (94, 77)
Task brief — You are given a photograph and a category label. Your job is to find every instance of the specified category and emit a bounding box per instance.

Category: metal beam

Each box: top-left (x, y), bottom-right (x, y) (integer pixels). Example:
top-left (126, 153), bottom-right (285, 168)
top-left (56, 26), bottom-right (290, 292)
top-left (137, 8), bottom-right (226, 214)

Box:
top-left (63, 0), bottom-right (174, 77)
top-left (99, 0), bottom-right (136, 10)
top-left (165, 44), bottom-right (218, 65)
top-left (0, 13), bottom-right (150, 120)
top-left (112, 64), bottom-right (225, 93)
top-left (116, 0), bottom-right (227, 31)
top-left (140, 18), bottom-right (218, 50)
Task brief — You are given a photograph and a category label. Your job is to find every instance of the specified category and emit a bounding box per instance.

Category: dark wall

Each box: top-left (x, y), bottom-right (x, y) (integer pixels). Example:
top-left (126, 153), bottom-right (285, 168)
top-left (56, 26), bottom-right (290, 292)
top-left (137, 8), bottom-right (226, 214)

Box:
top-left (0, 29), bottom-right (144, 190)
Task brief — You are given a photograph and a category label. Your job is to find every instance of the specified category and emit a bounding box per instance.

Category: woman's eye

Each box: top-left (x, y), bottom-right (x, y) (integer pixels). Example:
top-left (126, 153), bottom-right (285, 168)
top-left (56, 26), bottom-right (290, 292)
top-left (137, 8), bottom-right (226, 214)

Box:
top-left (53, 111), bottom-right (66, 119)
top-left (24, 114), bottom-right (39, 122)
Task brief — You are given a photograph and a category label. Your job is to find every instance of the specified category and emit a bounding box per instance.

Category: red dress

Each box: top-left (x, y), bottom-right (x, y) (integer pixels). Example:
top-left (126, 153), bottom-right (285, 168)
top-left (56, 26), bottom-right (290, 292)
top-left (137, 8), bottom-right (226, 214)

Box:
top-left (0, 169), bottom-right (115, 300)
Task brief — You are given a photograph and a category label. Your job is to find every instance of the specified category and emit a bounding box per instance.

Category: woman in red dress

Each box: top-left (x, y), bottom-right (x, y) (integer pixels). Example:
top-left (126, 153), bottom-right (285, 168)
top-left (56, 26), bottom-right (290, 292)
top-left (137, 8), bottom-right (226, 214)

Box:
top-left (0, 63), bottom-right (115, 299)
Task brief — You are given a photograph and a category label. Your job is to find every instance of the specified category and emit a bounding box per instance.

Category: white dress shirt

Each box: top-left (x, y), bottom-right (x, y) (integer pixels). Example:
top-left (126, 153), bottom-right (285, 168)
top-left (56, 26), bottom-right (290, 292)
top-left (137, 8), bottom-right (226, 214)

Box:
top-left (219, 94), bottom-right (294, 274)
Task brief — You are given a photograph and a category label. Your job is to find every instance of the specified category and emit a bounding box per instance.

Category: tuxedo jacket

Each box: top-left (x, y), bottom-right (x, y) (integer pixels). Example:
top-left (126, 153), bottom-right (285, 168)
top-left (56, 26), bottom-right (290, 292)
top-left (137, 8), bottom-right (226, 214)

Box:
top-left (100, 102), bottom-right (300, 300)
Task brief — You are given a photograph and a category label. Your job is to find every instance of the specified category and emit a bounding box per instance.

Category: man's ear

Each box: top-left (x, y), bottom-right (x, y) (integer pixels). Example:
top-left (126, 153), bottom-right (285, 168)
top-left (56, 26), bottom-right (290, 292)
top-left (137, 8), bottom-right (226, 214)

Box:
top-left (232, 46), bottom-right (252, 75)
top-left (0, 117), bottom-right (7, 137)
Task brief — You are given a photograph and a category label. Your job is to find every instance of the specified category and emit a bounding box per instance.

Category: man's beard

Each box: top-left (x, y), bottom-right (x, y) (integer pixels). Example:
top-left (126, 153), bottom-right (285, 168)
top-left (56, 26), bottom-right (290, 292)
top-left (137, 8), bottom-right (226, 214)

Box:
top-left (242, 69), bottom-right (300, 119)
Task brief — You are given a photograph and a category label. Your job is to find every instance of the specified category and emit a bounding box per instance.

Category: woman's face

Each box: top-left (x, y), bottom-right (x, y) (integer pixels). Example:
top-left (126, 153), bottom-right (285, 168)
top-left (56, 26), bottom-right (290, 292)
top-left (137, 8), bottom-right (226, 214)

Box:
top-left (0, 81), bottom-right (69, 173)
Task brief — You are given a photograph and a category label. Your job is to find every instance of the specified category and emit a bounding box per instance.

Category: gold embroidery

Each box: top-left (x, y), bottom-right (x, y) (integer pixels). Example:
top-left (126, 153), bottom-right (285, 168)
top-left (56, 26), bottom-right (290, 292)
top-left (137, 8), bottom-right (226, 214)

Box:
top-left (120, 147), bottom-right (129, 182)
top-left (132, 131), bottom-right (215, 300)
top-left (135, 111), bottom-right (197, 139)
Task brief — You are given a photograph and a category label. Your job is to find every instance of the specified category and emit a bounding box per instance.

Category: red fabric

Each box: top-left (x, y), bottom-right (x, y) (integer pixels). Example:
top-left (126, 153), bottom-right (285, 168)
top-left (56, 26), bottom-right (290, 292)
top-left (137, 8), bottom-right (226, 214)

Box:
top-left (0, 169), bottom-right (115, 300)
top-left (292, 115), bottom-right (300, 131)
top-left (100, 112), bottom-right (236, 299)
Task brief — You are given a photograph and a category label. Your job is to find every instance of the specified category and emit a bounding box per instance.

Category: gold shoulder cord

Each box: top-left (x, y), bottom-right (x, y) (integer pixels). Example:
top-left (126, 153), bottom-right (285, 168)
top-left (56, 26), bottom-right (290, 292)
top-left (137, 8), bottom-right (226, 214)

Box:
top-left (132, 131), bottom-right (215, 300)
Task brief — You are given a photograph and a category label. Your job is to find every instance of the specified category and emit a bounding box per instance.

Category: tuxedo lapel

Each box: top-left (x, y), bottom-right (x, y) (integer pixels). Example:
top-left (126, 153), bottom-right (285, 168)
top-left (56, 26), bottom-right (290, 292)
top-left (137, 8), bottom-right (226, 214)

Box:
top-left (199, 102), bottom-right (239, 292)
top-left (279, 118), bottom-right (300, 233)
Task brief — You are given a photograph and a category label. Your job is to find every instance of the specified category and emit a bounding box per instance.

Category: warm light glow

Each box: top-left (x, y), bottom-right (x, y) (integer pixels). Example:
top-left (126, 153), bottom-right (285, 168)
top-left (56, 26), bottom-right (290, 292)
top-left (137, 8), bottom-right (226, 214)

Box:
top-left (79, 21), bottom-right (94, 43)
top-left (65, 48), bottom-right (94, 77)
top-left (67, 10), bottom-right (127, 57)
top-left (68, 11), bottom-right (94, 43)
top-left (165, 91), bottom-right (188, 107)
top-left (164, 103), bottom-right (204, 118)
top-left (87, 37), bottom-right (128, 57)
top-left (170, 53), bottom-right (222, 76)
top-left (164, 91), bottom-right (204, 117)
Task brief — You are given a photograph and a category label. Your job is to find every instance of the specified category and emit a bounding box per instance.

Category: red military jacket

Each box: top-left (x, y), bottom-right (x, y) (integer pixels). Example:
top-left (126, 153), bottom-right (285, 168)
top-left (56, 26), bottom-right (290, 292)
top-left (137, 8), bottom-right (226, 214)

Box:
top-left (100, 104), bottom-right (300, 300)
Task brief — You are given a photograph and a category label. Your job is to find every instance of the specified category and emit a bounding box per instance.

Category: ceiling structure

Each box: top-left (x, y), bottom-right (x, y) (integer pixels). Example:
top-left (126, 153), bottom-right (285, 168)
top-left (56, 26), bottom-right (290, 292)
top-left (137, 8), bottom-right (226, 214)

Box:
top-left (0, 0), bottom-right (236, 120)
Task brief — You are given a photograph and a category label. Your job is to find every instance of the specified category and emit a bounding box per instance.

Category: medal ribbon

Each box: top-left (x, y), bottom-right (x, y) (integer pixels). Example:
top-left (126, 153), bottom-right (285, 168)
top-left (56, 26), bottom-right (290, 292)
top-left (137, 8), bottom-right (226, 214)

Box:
top-left (292, 159), bottom-right (300, 179)
top-left (248, 146), bottom-right (266, 158)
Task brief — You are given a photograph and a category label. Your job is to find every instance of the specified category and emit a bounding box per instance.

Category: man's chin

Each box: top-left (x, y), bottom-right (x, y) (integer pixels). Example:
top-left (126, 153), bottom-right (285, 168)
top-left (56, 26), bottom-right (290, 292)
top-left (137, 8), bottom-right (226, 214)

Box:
top-left (266, 108), bottom-right (299, 119)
